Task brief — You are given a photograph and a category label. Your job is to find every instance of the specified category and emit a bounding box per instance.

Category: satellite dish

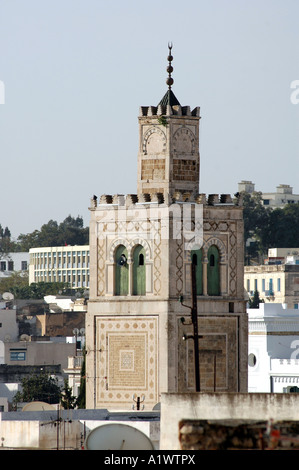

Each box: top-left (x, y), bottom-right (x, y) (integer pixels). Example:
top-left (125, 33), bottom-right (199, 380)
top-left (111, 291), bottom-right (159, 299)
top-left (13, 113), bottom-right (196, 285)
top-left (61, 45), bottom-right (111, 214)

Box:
top-left (85, 423), bottom-right (155, 450)
top-left (2, 292), bottom-right (14, 300)
top-left (152, 402), bottom-right (161, 411)
top-left (20, 334), bottom-right (30, 341)
top-left (117, 254), bottom-right (127, 267)
top-left (22, 401), bottom-right (55, 411)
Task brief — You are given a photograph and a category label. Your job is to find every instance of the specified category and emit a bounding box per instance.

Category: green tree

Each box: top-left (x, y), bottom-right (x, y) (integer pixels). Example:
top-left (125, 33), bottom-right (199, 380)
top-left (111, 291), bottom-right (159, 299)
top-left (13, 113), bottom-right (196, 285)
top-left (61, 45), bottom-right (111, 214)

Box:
top-left (248, 290), bottom-right (263, 309)
top-left (264, 204), bottom-right (299, 248)
top-left (76, 350), bottom-right (86, 409)
top-left (242, 191), bottom-right (271, 263)
top-left (0, 271), bottom-right (29, 296)
top-left (13, 372), bottom-right (61, 405)
top-left (16, 215), bottom-right (89, 250)
top-left (60, 379), bottom-right (77, 410)
top-left (2, 279), bottom-right (69, 299)
top-left (0, 224), bottom-right (16, 253)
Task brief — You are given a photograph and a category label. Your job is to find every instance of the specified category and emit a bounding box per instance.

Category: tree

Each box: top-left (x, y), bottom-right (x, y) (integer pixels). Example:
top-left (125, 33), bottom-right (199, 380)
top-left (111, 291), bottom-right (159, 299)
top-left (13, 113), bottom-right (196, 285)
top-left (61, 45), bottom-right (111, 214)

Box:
top-left (76, 349), bottom-right (86, 409)
top-left (60, 379), bottom-right (77, 410)
top-left (0, 224), bottom-right (16, 254)
top-left (242, 191), bottom-right (271, 263)
top-left (248, 290), bottom-right (263, 309)
top-left (0, 278), bottom-right (70, 299)
top-left (0, 271), bottom-right (29, 296)
top-left (16, 215), bottom-right (89, 251)
top-left (13, 372), bottom-right (61, 405)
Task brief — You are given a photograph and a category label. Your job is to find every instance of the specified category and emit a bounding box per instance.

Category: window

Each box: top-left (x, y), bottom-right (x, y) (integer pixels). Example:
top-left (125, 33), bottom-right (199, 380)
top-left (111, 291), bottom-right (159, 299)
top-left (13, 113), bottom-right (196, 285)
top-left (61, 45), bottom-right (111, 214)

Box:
top-left (277, 278), bottom-right (281, 292)
top-left (248, 353), bottom-right (257, 367)
top-left (8, 261), bottom-right (14, 271)
top-left (10, 350), bottom-right (26, 361)
top-left (262, 279), bottom-right (265, 292)
top-left (207, 245), bottom-right (220, 296)
top-left (0, 261), bottom-right (6, 271)
top-left (191, 248), bottom-right (203, 295)
top-left (246, 279), bottom-right (250, 291)
top-left (133, 245), bottom-right (146, 296)
top-left (21, 261), bottom-right (27, 271)
top-left (115, 245), bottom-right (129, 296)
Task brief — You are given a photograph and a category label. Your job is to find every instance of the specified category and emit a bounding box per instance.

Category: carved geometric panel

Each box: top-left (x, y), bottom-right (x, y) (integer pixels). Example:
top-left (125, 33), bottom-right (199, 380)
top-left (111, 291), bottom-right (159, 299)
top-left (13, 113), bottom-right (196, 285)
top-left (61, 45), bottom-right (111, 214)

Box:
top-left (178, 316), bottom-right (238, 392)
top-left (96, 316), bottom-right (158, 409)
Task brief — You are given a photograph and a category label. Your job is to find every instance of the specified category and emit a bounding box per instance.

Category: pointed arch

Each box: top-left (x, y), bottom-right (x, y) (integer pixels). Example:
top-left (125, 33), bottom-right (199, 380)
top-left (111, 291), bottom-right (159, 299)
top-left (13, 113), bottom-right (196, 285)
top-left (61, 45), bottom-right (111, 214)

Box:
top-left (114, 245), bottom-right (128, 295)
top-left (132, 244), bottom-right (146, 295)
top-left (191, 248), bottom-right (203, 295)
top-left (207, 245), bottom-right (220, 296)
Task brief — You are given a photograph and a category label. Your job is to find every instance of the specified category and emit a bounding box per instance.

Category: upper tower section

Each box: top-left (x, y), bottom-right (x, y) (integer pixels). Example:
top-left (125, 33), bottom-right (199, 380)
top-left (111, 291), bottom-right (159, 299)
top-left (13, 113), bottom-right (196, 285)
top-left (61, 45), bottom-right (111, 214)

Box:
top-left (137, 43), bottom-right (201, 201)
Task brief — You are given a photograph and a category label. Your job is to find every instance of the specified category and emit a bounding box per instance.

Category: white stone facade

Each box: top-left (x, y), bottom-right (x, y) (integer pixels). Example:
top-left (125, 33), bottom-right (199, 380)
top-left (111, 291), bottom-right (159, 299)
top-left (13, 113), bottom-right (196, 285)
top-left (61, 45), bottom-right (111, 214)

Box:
top-left (0, 252), bottom-right (29, 278)
top-left (248, 303), bottom-right (299, 392)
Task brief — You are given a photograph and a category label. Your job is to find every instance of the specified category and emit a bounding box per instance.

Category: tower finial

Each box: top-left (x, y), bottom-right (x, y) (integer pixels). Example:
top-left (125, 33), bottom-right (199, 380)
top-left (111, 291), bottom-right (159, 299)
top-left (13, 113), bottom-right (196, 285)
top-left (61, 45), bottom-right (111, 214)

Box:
top-left (166, 42), bottom-right (174, 90)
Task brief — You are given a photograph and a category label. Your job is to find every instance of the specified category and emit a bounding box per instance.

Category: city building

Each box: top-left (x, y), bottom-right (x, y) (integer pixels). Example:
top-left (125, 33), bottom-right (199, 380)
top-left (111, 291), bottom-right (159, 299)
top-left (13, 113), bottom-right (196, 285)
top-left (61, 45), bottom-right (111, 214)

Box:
top-left (248, 303), bottom-right (299, 393)
top-left (238, 180), bottom-right (299, 208)
top-left (0, 252), bottom-right (29, 278)
top-left (86, 46), bottom-right (248, 411)
top-left (29, 245), bottom-right (90, 289)
top-left (244, 249), bottom-right (299, 308)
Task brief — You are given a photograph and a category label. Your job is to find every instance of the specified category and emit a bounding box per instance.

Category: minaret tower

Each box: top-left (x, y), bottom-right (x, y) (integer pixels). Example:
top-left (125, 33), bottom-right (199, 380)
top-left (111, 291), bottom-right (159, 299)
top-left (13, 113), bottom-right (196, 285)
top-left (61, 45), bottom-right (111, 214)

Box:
top-left (86, 44), bottom-right (247, 412)
top-left (137, 43), bottom-right (200, 201)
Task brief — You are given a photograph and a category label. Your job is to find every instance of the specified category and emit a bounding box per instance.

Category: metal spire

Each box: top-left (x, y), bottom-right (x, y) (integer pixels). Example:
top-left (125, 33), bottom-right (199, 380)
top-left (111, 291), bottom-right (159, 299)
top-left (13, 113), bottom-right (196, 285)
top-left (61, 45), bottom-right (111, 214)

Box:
top-left (166, 42), bottom-right (174, 89)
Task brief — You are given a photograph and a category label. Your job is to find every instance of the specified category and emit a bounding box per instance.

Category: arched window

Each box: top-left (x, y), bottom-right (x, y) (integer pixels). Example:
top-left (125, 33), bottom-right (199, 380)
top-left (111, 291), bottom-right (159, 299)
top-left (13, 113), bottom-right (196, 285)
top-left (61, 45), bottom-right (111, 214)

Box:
top-left (191, 248), bottom-right (203, 295)
top-left (207, 245), bottom-right (220, 296)
top-left (133, 245), bottom-right (146, 295)
top-left (115, 245), bottom-right (128, 295)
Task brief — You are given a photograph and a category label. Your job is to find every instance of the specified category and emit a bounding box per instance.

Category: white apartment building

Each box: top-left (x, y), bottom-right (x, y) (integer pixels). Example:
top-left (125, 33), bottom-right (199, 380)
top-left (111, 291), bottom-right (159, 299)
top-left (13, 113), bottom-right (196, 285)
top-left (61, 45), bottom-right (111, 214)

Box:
top-left (29, 246), bottom-right (90, 289)
top-left (0, 253), bottom-right (29, 278)
top-left (238, 181), bottom-right (299, 208)
top-left (248, 303), bottom-right (299, 393)
top-left (244, 248), bottom-right (299, 309)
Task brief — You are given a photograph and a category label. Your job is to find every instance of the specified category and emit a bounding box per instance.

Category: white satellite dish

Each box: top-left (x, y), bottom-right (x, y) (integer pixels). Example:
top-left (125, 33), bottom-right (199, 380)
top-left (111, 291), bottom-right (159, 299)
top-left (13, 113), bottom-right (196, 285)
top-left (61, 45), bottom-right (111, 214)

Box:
top-left (20, 334), bottom-right (30, 341)
top-left (22, 401), bottom-right (56, 411)
top-left (2, 292), bottom-right (14, 300)
top-left (85, 423), bottom-right (155, 450)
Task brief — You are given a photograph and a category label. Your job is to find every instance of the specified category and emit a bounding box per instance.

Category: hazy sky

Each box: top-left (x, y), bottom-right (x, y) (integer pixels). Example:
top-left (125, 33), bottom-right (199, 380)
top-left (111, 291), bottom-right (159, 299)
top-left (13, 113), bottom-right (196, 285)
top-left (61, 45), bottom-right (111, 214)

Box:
top-left (0, 0), bottom-right (298, 239)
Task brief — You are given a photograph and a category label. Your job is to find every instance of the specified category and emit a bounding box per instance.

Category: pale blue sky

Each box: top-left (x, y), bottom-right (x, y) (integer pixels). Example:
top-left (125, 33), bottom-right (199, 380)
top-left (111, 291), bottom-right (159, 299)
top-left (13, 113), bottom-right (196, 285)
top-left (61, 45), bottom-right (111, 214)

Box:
top-left (0, 0), bottom-right (298, 238)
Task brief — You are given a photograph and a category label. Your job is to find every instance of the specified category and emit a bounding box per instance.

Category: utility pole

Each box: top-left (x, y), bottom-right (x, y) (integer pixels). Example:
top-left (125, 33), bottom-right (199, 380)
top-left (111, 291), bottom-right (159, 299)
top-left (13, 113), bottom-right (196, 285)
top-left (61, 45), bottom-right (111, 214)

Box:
top-left (180, 262), bottom-right (201, 392)
top-left (191, 262), bottom-right (200, 392)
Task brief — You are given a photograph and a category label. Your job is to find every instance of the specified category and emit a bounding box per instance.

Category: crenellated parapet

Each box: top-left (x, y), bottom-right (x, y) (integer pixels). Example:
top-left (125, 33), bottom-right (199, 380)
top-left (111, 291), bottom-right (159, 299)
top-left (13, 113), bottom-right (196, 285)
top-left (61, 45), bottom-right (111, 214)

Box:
top-left (89, 191), bottom-right (243, 209)
top-left (139, 104), bottom-right (200, 118)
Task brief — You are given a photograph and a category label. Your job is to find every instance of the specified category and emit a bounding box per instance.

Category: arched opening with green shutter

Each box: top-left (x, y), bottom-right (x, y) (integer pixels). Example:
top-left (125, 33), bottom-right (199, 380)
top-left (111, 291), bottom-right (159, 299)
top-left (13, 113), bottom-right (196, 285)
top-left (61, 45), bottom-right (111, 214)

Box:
top-left (133, 244), bottom-right (146, 295)
top-left (115, 244), bottom-right (129, 295)
top-left (191, 248), bottom-right (203, 295)
top-left (207, 245), bottom-right (220, 296)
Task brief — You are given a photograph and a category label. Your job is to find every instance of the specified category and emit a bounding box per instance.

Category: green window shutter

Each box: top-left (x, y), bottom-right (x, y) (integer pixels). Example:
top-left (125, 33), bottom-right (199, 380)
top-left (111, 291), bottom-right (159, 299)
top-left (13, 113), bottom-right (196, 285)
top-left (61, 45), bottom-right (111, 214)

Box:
top-left (191, 248), bottom-right (203, 295)
top-left (133, 245), bottom-right (146, 295)
top-left (207, 245), bottom-right (220, 296)
top-left (115, 245), bottom-right (128, 295)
